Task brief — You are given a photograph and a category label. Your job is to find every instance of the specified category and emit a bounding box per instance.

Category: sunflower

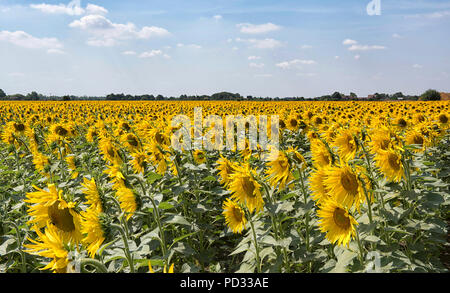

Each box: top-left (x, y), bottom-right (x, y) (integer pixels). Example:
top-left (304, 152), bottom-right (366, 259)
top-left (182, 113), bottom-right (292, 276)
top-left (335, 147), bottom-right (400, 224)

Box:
top-left (115, 187), bottom-right (138, 220)
top-left (25, 184), bottom-right (82, 244)
top-left (405, 128), bottom-right (428, 152)
top-left (323, 163), bottom-right (365, 210)
top-left (31, 150), bottom-right (51, 177)
top-left (265, 151), bottom-right (294, 190)
top-left (99, 137), bottom-right (122, 165)
top-left (222, 198), bottom-right (247, 234)
top-left (216, 155), bottom-right (237, 187)
top-left (130, 148), bottom-right (148, 174)
top-left (368, 127), bottom-right (399, 155)
top-left (103, 163), bottom-right (126, 190)
top-left (121, 132), bottom-right (141, 151)
top-left (86, 126), bottom-right (99, 143)
top-left (149, 262), bottom-right (174, 273)
top-left (287, 146), bottom-right (307, 169)
top-left (317, 199), bottom-right (358, 247)
top-left (147, 143), bottom-right (168, 175)
top-left (333, 128), bottom-right (358, 162)
top-left (81, 208), bottom-right (107, 258)
top-left (311, 140), bottom-right (333, 168)
top-left (228, 163), bottom-right (264, 213)
top-left (24, 224), bottom-right (72, 273)
top-left (309, 167), bottom-right (330, 205)
top-left (81, 177), bottom-right (103, 213)
top-left (193, 149), bottom-right (207, 165)
top-left (66, 155), bottom-right (79, 179)
top-left (374, 148), bottom-right (404, 183)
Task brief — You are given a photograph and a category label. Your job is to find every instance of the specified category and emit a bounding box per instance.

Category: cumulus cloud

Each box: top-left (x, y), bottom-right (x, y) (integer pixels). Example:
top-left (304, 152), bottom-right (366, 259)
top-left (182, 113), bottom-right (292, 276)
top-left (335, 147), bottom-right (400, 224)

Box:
top-left (69, 15), bottom-right (170, 46)
top-left (254, 74), bottom-right (273, 78)
top-left (122, 50), bottom-right (137, 55)
top-left (213, 15), bottom-right (222, 21)
top-left (413, 64), bottom-right (423, 69)
top-left (300, 45), bottom-right (313, 49)
top-left (248, 56), bottom-right (261, 60)
top-left (237, 23), bottom-right (281, 34)
top-left (392, 33), bottom-right (403, 39)
top-left (177, 43), bottom-right (202, 49)
top-left (139, 50), bottom-right (163, 58)
top-left (348, 44), bottom-right (386, 51)
top-left (343, 39), bottom-right (358, 45)
top-left (30, 1), bottom-right (108, 16)
top-left (0, 30), bottom-right (64, 53)
top-left (354, 55), bottom-right (361, 60)
top-left (276, 59), bottom-right (316, 69)
top-left (236, 38), bottom-right (282, 49)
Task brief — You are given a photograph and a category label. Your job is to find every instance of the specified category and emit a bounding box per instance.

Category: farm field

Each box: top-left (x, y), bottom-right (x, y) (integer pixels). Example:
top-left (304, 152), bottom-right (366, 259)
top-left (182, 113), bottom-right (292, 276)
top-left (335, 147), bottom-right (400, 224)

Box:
top-left (0, 100), bottom-right (449, 273)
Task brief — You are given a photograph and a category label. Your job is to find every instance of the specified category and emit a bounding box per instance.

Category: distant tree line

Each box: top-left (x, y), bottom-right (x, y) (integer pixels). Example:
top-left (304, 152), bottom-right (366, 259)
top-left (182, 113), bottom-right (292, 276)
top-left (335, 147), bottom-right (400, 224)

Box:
top-left (0, 89), bottom-right (444, 102)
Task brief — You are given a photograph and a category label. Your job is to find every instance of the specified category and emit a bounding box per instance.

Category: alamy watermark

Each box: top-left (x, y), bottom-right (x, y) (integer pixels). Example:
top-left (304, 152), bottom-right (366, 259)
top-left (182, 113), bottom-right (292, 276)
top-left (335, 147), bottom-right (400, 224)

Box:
top-left (365, 251), bottom-right (382, 273)
top-left (171, 107), bottom-right (280, 161)
top-left (367, 0), bottom-right (381, 16)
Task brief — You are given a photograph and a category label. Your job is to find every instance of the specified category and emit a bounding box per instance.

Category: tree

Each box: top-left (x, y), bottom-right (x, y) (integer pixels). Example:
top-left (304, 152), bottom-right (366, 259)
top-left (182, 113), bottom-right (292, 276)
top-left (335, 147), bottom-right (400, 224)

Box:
top-left (420, 89), bottom-right (441, 101)
top-left (26, 91), bottom-right (39, 100)
top-left (350, 92), bottom-right (357, 99)
top-left (331, 92), bottom-right (343, 100)
top-left (0, 89), bottom-right (6, 99)
top-left (62, 95), bottom-right (71, 101)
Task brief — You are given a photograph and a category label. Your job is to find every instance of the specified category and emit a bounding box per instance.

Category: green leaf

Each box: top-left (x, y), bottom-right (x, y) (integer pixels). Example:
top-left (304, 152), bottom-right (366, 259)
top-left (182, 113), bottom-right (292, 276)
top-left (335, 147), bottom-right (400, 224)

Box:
top-left (158, 201), bottom-right (175, 210)
top-left (163, 215), bottom-right (191, 227)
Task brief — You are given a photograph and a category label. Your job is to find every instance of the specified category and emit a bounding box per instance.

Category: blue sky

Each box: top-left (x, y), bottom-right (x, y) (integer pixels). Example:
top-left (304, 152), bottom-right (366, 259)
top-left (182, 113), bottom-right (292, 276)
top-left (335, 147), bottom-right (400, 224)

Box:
top-left (0, 0), bottom-right (449, 98)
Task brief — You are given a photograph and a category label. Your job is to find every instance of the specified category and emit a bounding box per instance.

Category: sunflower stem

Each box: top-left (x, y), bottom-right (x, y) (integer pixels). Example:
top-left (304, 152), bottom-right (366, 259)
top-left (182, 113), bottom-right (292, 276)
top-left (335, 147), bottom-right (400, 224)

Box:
top-left (80, 258), bottom-right (108, 273)
top-left (111, 223), bottom-right (135, 273)
top-left (247, 210), bottom-right (262, 273)
top-left (5, 221), bottom-right (26, 273)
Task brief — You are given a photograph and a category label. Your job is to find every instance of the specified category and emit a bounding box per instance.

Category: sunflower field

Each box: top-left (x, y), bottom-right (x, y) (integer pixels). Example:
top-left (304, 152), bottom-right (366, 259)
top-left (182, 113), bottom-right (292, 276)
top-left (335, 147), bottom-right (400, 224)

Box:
top-left (0, 100), bottom-right (449, 273)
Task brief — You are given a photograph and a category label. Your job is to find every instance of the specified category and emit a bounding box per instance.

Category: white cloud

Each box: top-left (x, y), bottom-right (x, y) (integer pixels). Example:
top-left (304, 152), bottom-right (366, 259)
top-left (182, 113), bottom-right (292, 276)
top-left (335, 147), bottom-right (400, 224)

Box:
top-left (139, 50), bottom-right (163, 58)
top-left (348, 44), bottom-right (386, 51)
top-left (236, 38), bottom-right (282, 49)
top-left (276, 59), bottom-right (316, 69)
top-left (392, 33), bottom-right (403, 39)
top-left (163, 54), bottom-right (171, 59)
top-left (413, 64), bottom-right (423, 69)
top-left (254, 74), bottom-right (273, 78)
top-left (0, 30), bottom-right (63, 51)
top-left (249, 63), bottom-right (265, 69)
top-left (300, 45), bottom-right (313, 49)
top-left (248, 56), bottom-right (261, 60)
top-left (86, 3), bottom-right (108, 15)
top-left (30, 1), bottom-right (108, 16)
top-left (237, 23), bottom-right (281, 34)
top-left (335, 56), bottom-right (340, 60)
top-left (30, 2), bottom-right (85, 15)
top-left (343, 39), bottom-right (358, 45)
top-left (213, 15), bottom-right (222, 21)
top-left (122, 50), bottom-right (137, 55)
top-left (232, 46), bottom-right (239, 51)
top-left (69, 15), bottom-right (170, 46)
top-left (177, 43), bottom-right (202, 49)
top-left (354, 55), bottom-right (361, 60)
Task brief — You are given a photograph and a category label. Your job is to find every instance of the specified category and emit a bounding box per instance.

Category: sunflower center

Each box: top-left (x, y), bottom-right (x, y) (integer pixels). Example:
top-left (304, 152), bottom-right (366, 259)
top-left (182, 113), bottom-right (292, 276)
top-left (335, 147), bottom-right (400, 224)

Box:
top-left (155, 133), bottom-right (165, 144)
top-left (289, 119), bottom-right (298, 127)
top-left (387, 153), bottom-right (400, 171)
top-left (127, 134), bottom-right (139, 147)
top-left (413, 135), bottom-right (424, 145)
top-left (398, 119), bottom-right (407, 128)
top-left (55, 126), bottom-right (68, 136)
top-left (14, 123), bottom-right (25, 132)
top-left (380, 139), bottom-right (390, 150)
top-left (107, 146), bottom-right (116, 158)
top-left (232, 207), bottom-right (243, 222)
top-left (439, 114), bottom-right (448, 124)
top-left (340, 170), bottom-right (358, 195)
top-left (242, 176), bottom-right (256, 198)
top-left (48, 202), bottom-right (75, 232)
top-left (333, 208), bottom-right (351, 229)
